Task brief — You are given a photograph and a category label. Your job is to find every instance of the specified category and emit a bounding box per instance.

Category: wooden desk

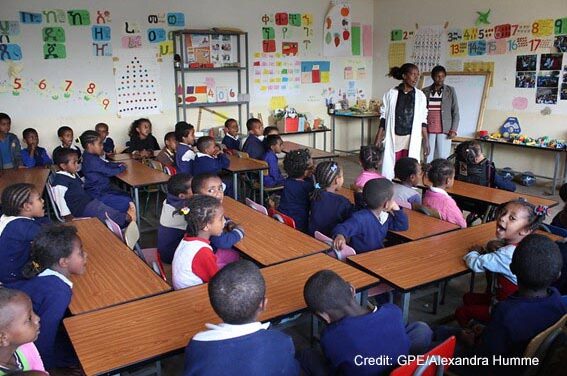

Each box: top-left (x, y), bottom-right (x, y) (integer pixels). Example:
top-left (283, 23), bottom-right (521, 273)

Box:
top-left (108, 150), bottom-right (159, 162)
top-left (0, 168), bottom-right (50, 204)
top-left (282, 141), bottom-right (338, 160)
top-left (115, 159), bottom-right (170, 227)
top-left (68, 218), bottom-right (171, 315)
top-left (64, 253), bottom-right (378, 376)
top-left (337, 187), bottom-right (460, 241)
top-left (348, 222), bottom-right (562, 322)
top-left (280, 128), bottom-right (331, 150)
top-left (223, 197), bottom-right (328, 266)
top-left (224, 154), bottom-right (268, 205)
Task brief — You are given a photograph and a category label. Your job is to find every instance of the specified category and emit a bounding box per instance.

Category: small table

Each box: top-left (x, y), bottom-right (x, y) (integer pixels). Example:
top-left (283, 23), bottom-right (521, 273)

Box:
top-left (64, 253), bottom-right (378, 376)
top-left (330, 112), bottom-right (380, 154)
top-left (223, 197), bottom-right (328, 266)
top-left (282, 141), bottom-right (339, 160)
top-left (279, 128), bottom-right (331, 150)
top-left (68, 218), bottom-right (171, 315)
top-left (107, 150), bottom-right (159, 162)
top-left (224, 154), bottom-right (268, 205)
top-left (0, 168), bottom-right (50, 204)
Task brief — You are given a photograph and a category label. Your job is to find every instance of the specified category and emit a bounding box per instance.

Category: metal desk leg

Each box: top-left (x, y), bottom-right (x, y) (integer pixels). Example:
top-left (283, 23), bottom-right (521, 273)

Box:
top-left (360, 118), bottom-right (364, 147)
top-left (551, 152), bottom-right (559, 195)
top-left (401, 291), bottom-right (411, 324)
top-left (323, 131), bottom-right (327, 152)
top-left (259, 171), bottom-right (264, 206)
top-left (489, 143), bottom-right (494, 161)
top-left (133, 186), bottom-right (141, 228)
top-left (356, 290), bottom-right (369, 307)
top-left (232, 173), bottom-right (238, 200)
top-left (312, 132), bottom-right (316, 148)
top-left (331, 116), bottom-right (336, 153)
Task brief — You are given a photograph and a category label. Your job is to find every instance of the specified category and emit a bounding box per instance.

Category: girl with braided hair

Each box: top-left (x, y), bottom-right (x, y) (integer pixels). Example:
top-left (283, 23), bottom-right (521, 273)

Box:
top-left (354, 145), bottom-right (384, 189)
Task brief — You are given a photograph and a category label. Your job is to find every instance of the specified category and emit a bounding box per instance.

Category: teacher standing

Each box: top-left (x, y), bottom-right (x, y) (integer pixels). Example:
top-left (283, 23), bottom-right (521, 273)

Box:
top-left (374, 63), bottom-right (429, 180)
top-left (422, 65), bottom-right (460, 162)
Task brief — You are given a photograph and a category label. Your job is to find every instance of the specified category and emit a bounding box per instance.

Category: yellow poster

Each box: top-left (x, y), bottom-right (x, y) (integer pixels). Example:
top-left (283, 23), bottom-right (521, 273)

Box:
top-left (388, 43), bottom-right (406, 68)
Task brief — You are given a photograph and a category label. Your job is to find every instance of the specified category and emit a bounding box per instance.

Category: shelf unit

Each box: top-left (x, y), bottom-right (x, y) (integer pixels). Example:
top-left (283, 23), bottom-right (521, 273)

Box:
top-left (172, 29), bottom-right (249, 128)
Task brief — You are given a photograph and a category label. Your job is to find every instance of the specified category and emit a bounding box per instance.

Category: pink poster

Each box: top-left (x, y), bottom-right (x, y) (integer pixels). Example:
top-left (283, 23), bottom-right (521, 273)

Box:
top-left (362, 24), bottom-right (372, 56)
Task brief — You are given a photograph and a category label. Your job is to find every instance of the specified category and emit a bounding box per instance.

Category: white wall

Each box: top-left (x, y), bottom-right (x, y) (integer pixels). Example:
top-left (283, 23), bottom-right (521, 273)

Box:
top-left (373, 0), bottom-right (567, 181)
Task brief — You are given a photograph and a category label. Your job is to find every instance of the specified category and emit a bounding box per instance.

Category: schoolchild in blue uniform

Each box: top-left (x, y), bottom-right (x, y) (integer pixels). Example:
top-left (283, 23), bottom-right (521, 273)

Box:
top-left (20, 128), bottom-right (52, 168)
top-left (221, 118), bottom-right (241, 152)
top-left (242, 118), bottom-right (265, 160)
top-left (175, 121), bottom-right (196, 175)
top-left (95, 122), bottom-right (115, 155)
top-left (52, 126), bottom-right (82, 164)
top-left (192, 136), bottom-right (232, 196)
top-left (126, 118), bottom-right (160, 158)
top-left (262, 135), bottom-right (285, 188)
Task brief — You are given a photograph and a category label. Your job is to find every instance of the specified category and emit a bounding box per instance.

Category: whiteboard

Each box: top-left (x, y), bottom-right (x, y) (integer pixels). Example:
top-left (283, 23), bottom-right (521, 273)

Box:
top-left (419, 72), bottom-right (491, 138)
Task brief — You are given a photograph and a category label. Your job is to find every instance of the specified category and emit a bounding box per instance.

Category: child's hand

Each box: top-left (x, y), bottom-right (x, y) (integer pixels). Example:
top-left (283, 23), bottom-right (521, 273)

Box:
top-left (459, 329), bottom-right (477, 347)
top-left (385, 199), bottom-right (400, 212)
top-left (486, 239), bottom-right (506, 252)
top-left (350, 183), bottom-right (363, 193)
top-left (333, 235), bottom-right (346, 250)
top-left (468, 244), bottom-right (485, 254)
top-left (225, 220), bottom-right (237, 232)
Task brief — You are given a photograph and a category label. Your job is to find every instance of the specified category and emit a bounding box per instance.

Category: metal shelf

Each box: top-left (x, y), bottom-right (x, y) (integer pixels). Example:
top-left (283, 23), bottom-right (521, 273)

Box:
top-left (174, 66), bottom-right (246, 72)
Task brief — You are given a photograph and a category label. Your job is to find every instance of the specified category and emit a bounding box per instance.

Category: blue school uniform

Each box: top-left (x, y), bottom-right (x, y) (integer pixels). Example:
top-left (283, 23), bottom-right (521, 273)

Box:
top-left (176, 143), bottom-right (195, 175)
top-left (8, 269), bottom-right (78, 369)
top-left (0, 216), bottom-right (42, 283)
top-left (222, 134), bottom-right (241, 151)
top-left (242, 134), bottom-right (264, 160)
top-left (0, 132), bottom-right (22, 169)
top-left (21, 147), bottom-right (52, 168)
top-left (81, 152), bottom-right (130, 212)
top-left (262, 150), bottom-right (284, 187)
top-left (103, 137), bottom-right (115, 154)
top-left (157, 194), bottom-right (186, 264)
top-left (192, 152), bottom-right (230, 176)
top-left (332, 208), bottom-right (408, 253)
top-left (309, 191), bottom-right (354, 236)
top-left (278, 178), bottom-right (314, 233)
top-left (210, 222), bottom-right (244, 250)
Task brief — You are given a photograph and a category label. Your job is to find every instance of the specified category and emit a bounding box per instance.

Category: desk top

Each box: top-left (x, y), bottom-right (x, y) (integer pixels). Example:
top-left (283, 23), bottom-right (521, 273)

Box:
top-left (68, 218), bottom-right (171, 315)
top-left (282, 141), bottom-right (338, 160)
top-left (223, 197), bottom-right (328, 265)
top-left (115, 159), bottom-right (170, 187)
top-left (64, 253), bottom-right (378, 376)
top-left (0, 168), bottom-right (50, 204)
top-left (349, 222), bottom-right (562, 292)
top-left (108, 150), bottom-right (160, 162)
top-left (332, 112), bottom-right (380, 118)
top-left (225, 154), bottom-right (268, 173)
top-left (337, 187), bottom-right (460, 241)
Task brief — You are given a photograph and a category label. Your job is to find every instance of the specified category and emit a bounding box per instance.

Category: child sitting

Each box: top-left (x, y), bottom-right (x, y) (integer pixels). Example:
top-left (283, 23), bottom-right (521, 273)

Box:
top-left (551, 183), bottom-right (567, 229)
top-left (392, 157), bottom-right (422, 207)
top-left (278, 149), bottom-right (314, 233)
top-left (95, 122), bottom-right (115, 155)
top-left (0, 288), bottom-right (44, 373)
top-left (192, 136), bottom-right (230, 176)
top-left (7, 225), bottom-right (87, 371)
top-left (0, 112), bottom-right (23, 169)
top-left (52, 126), bottom-right (82, 163)
top-left (263, 135), bottom-right (285, 188)
top-left (300, 270), bottom-right (432, 376)
top-left (422, 158), bottom-right (467, 228)
top-left (127, 118), bottom-right (160, 158)
top-left (332, 178), bottom-right (408, 253)
top-left (175, 121), bottom-right (196, 175)
top-left (309, 161), bottom-right (354, 236)
top-left (262, 126), bottom-right (279, 151)
top-left (157, 173), bottom-right (192, 264)
top-left (156, 131), bottom-right (177, 167)
top-left (221, 118), bottom-right (241, 152)
top-left (51, 148), bottom-right (136, 227)
top-left (21, 128), bottom-right (52, 168)
top-left (0, 183), bottom-right (46, 284)
top-left (354, 145), bottom-right (384, 189)
top-left (456, 199), bottom-right (546, 327)
top-left (242, 118), bottom-right (264, 160)
top-left (172, 195), bottom-right (224, 290)
top-left (184, 260), bottom-right (299, 376)
top-left (80, 130), bottom-right (132, 213)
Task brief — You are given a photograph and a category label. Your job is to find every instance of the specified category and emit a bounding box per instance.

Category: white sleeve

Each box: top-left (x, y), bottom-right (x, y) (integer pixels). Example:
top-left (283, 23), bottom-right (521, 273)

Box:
top-left (51, 185), bottom-right (71, 217)
top-left (181, 149), bottom-right (196, 162)
top-left (416, 90), bottom-right (428, 125)
top-left (463, 248), bottom-right (513, 275)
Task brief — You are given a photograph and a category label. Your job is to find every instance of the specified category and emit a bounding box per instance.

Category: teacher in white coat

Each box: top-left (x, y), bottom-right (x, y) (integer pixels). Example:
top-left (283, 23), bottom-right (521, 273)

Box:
top-left (374, 63), bottom-right (429, 180)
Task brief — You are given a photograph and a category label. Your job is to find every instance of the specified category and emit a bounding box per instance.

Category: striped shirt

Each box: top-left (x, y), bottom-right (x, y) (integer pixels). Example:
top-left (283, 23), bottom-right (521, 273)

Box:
top-left (427, 89), bottom-right (443, 134)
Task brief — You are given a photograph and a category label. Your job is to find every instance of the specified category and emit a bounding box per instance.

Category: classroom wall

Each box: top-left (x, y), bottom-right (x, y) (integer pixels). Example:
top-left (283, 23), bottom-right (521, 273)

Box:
top-left (1, 0), bottom-right (374, 154)
top-left (373, 0), bottom-right (567, 183)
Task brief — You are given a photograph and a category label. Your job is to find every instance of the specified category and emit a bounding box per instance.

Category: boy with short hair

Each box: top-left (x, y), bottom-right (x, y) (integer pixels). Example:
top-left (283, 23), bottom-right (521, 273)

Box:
top-left (392, 157), bottom-right (422, 207)
top-left (242, 118), bottom-right (264, 160)
top-left (156, 131), bottom-right (177, 167)
top-left (0, 112), bottom-right (23, 169)
top-left (332, 178), bottom-right (408, 253)
top-left (95, 122), bottom-right (115, 155)
top-left (184, 260), bottom-right (299, 376)
top-left (262, 126), bottom-right (279, 151)
top-left (175, 121), bottom-right (196, 175)
top-left (53, 126), bottom-right (82, 162)
top-left (263, 135), bottom-right (285, 187)
top-left (221, 118), bottom-right (241, 151)
top-left (21, 128), bottom-right (52, 168)
top-left (301, 270), bottom-right (432, 376)
top-left (192, 136), bottom-right (230, 177)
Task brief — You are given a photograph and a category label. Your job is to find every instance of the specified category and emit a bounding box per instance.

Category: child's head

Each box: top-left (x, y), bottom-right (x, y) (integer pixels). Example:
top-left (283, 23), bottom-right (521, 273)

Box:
top-left (283, 149), bottom-right (312, 179)
top-left (208, 260), bottom-right (266, 324)
top-left (79, 130), bottom-right (103, 156)
top-left (388, 63), bottom-right (419, 87)
top-left (263, 126), bottom-right (279, 137)
top-left (0, 113), bottom-right (11, 134)
top-left (129, 118), bottom-right (152, 139)
top-left (363, 178), bottom-right (393, 210)
top-left (426, 159), bottom-right (455, 188)
top-left (191, 173), bottom-right (224, 202)
top-left (95, 122), bottom-right (109, 140)
top-left (458, 140), bottom-right (484, 164)
top-left (23, 225), bottom-right (87, 278)
top-left (0, 288), bottom-right (40, 349)
top-left (304, 270), bottom-right (356, 324)
top-left (394, 157), bottom-right (421, 186)
top-left (53, 148), bottom-right (80, 174)
top-left (57, 126), bottom-right (74, 147)
top-left (359, 145), bottom-right (384, 172)
top-left (164, 131), bottom-right (177, 151)
top-left (0, 183), bottom-right (44, 218)
top-left (224, 119), bottom-right (239, 137)
top-left (167, 173), bottom-right (193, 199)
top-left (196, 136), bottom-right (216, 155)
top-left (511, 234), bottom-right (562, 292)
top-left (181, 195), bottom-right (225, 237)
top-left (313, 161), bottom-right (343, 194)
top-left (265, 135), bottom-right (283, 153)
top-left (22, 128), bottom-right (39, 148)
top-left (494, 199), bottom-right (546, 244)
top-left (175, 121), bottom-right (195, 145)
top-left (246, 118), bottom-right (263, 136)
